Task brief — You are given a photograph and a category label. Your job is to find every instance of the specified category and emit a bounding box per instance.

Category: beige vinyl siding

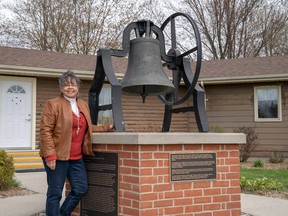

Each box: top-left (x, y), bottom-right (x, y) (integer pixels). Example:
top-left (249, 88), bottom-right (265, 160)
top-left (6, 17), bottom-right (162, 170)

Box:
top-left (36, 78), bottom-right (190, 148)
top-left (122, 88), bottom-right (190, 132)
top-left (35, 77), bottom-right (288, 157)
top-left (254, 83), bottom-right (288, 156)
top-left (205, 84), bottom-right (254, 129)
top-left (36, 78), bottom-right (59, 148)
top-left (204, 82), bottom-right (288, 157)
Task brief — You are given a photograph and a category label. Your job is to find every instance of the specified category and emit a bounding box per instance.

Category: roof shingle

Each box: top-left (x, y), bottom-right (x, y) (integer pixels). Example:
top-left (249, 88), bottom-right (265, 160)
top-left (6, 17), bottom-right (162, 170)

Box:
top-left (0, 46), bottom-right (287, 81)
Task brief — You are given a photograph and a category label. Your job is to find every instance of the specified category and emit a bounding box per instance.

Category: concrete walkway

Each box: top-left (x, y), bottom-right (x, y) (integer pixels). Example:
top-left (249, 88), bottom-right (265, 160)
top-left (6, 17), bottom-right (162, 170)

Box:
top-left (1, 172), bottom-right (46, 216)
top-left (0, 172), bottom-right (287, 216)
top-left (241, 193), bottom-right (288, 216)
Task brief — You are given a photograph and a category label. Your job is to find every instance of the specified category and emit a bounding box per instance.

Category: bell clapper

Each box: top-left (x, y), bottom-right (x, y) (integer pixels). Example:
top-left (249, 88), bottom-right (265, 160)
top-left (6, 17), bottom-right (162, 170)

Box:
top-left (141, 85), bottom-right (147, 103)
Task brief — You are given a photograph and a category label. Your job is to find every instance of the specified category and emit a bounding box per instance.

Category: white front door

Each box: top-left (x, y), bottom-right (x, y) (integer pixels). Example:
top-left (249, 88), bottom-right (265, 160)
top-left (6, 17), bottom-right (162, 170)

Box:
top-left (0, 80), bottom-right (33, 148)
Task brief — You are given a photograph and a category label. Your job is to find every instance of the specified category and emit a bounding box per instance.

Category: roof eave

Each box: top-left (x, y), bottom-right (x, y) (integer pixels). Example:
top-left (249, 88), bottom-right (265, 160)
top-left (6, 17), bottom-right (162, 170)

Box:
top-left (1, 64), bottom-right (288, 84)
top-left (200, 74), bottom-right (288, 84)
top-left (0, 64), bottom-right (95, 80)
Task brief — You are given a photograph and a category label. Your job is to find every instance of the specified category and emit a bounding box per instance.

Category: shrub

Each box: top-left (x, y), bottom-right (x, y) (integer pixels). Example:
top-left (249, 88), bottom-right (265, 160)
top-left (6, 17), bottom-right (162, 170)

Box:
top-left (132, 123), bottom-right (162, 132)
top-left (241, 176), bottom-right (284, 191)
top-left (209, 124), bottom-right (225, 133)
top-left (253, 160), bottom-right (264, 168)
top-left (97, 116), bottom-right (113, 125)
top-left (269, 151), bottom-right (284, 164)
top-left (234, 126), bottom-right (259, 162)
top-left (0, 150), bottom-right (16, 190)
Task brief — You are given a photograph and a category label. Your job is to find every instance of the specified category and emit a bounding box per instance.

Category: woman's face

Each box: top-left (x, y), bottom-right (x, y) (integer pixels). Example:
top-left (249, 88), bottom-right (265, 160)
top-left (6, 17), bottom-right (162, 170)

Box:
top-left (61, 78), bottom-right (79, 99)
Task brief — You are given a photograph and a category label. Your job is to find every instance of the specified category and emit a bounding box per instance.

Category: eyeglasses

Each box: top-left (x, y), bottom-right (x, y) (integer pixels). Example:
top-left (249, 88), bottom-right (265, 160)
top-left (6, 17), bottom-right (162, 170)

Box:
top-left (62, 83), bottom-right (78, 87)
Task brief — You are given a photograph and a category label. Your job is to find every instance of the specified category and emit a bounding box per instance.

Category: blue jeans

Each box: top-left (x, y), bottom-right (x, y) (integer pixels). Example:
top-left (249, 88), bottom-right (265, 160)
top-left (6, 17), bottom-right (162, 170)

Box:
top-left (43, 158), bottom-right (88, 216)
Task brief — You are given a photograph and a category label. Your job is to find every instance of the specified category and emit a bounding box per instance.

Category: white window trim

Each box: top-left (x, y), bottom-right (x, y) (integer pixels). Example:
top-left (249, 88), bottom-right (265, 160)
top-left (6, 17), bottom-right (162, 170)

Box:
top-left (98, 84), bottom-right (113, 125)
top-left (254, 85), bottom-right (282, 122)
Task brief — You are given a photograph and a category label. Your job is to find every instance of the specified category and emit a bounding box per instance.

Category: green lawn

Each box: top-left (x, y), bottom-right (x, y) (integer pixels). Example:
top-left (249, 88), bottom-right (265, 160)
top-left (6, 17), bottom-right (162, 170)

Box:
top-left (240, 168), bottom-right (288, 190)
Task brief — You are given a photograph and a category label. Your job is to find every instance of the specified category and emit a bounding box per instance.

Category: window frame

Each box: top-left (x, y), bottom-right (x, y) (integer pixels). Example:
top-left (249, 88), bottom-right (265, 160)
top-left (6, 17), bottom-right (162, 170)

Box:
top-left (254, 85), bottom-right (282, 122)
top-left (97, 85), bottom-right (113, 125)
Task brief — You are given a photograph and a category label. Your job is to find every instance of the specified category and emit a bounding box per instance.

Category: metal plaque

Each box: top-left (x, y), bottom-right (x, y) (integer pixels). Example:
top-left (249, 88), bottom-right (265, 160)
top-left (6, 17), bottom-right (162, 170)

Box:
top-left (170, 152), bottom-right (216, 182)
top-left (81, 152), bottom-right (118, 216)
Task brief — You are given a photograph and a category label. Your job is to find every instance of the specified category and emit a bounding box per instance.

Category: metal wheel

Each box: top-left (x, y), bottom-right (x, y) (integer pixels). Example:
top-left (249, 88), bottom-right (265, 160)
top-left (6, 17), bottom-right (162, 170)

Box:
top-left (159, 12), bottom-right (202, 106)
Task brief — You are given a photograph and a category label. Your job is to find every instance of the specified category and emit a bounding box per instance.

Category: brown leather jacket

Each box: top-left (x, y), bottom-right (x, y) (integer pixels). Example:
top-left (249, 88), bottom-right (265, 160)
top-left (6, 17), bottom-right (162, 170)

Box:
top-left (39, 96), bottom-right (94, 160)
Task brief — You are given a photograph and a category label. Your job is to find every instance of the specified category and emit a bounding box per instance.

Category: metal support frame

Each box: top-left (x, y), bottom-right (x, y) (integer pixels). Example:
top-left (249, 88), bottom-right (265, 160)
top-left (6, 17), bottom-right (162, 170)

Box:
top-left (89, 13), bottom-right (209, 132)
top-left (161, 83), bottom-right (208, 132)
top-left (89, 49), bottom-right (125, 131)
top-left (161, 58), bottom-right (209, 132)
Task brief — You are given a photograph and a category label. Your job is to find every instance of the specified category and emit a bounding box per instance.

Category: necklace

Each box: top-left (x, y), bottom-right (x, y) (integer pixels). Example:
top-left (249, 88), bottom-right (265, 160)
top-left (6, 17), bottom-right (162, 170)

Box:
top-left (76, 116), bottom-right (80, 135)
top-left (64, 96), bottom-right (81, 135)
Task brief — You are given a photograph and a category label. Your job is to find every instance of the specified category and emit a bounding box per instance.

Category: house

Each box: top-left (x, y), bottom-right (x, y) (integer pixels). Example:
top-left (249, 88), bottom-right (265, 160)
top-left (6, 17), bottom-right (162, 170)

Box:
top-left (0, 46), bottom-right (287, 158)
top-left (200, 56), bottom-right (288, 158)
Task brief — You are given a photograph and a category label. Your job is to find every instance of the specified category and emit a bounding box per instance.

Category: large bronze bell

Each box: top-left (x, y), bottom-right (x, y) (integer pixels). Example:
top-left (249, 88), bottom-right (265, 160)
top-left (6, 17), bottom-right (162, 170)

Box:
top-left (121, 37), bottom-right (175, 102)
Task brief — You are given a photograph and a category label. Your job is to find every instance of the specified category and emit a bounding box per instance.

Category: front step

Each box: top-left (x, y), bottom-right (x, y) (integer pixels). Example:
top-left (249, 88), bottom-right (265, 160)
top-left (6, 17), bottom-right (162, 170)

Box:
top-left (6, 150), bottom-right (44, 172)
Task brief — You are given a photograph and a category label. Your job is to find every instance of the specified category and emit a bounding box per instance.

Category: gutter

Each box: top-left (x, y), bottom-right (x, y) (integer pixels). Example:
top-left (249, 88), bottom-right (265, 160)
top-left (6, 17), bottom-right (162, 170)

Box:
top-left (200, 74), bottom-right (288, 84)
top-left (0, 64), bottom-right (94, 80)
top-left (1, 64), bottom-right (288, 84)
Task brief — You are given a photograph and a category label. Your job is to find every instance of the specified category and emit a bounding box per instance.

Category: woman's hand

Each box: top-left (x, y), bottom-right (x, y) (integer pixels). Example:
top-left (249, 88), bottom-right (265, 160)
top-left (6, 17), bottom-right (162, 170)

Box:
top-left (47, 160), bottom-right (56, 170)
top-left (92, 124), bottom-right (115, 132)
top-left (103, 124), bottom-right (114, 132)
top-left (108, 124), bottom-right (114, 131)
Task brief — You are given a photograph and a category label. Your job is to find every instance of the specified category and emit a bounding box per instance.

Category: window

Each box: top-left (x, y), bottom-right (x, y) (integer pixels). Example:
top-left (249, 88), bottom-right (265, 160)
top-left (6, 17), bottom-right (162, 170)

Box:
top-left (7, 85), bottom-right (26, 94)
top-left (254, 86), bottom-right (281, 121)
top-left (98, 86), bottom-right (113, 125)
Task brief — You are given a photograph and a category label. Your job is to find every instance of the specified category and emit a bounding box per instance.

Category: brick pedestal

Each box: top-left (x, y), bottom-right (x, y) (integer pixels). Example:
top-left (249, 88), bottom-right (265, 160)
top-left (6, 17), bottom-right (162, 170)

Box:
top-left (69, 132), bottom-right (245, 216)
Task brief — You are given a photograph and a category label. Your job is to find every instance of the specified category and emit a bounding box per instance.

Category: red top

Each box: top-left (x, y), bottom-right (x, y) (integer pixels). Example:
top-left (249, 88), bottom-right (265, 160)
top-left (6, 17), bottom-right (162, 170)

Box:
top-left (70, 111), bottom-right (87, 160)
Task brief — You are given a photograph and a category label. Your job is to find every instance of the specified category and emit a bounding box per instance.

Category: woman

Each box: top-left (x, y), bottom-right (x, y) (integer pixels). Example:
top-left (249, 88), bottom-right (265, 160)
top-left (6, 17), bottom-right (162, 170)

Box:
top-left (40, 71), bottom-right (112, 216)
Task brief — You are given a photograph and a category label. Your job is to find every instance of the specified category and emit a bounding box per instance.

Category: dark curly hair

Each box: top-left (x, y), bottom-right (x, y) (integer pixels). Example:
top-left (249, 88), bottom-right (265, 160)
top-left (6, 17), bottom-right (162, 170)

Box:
top-left (59, 70), bottom-right (81, 87)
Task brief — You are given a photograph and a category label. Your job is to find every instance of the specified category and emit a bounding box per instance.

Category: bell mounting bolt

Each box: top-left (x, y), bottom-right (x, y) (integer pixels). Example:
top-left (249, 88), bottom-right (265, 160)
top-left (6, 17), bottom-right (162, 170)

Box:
top-left (89, 13), bottom-right (209, 132)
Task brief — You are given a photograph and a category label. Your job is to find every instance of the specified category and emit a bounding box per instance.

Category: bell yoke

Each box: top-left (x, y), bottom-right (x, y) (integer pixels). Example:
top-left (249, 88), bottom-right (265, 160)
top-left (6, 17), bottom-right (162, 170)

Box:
top-left (88, 12), bottom-right (209, 132)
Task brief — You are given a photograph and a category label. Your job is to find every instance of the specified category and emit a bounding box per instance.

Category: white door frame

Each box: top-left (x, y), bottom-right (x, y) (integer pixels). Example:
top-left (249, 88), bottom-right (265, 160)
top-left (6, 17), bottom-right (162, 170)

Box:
top-left (0, 75), bottom-right (36, 150)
